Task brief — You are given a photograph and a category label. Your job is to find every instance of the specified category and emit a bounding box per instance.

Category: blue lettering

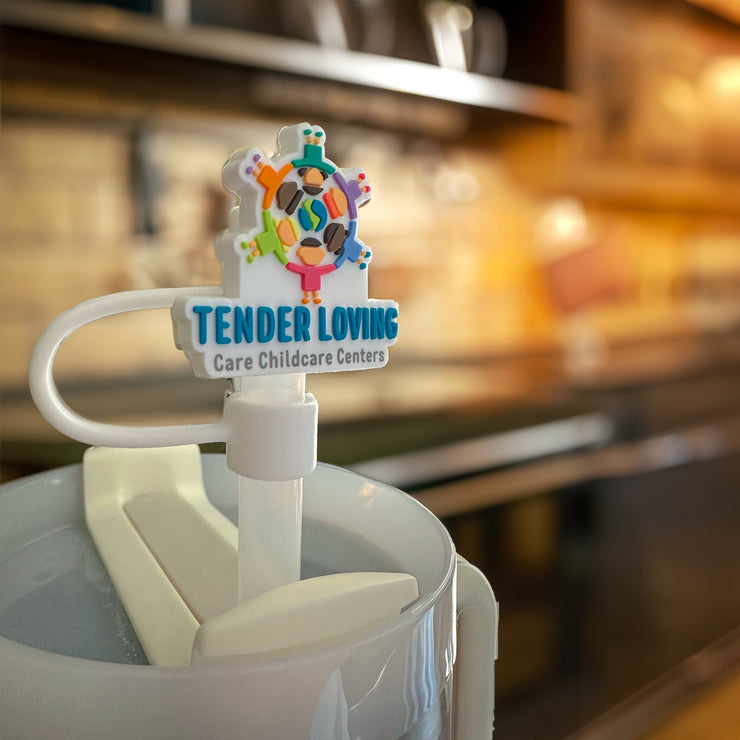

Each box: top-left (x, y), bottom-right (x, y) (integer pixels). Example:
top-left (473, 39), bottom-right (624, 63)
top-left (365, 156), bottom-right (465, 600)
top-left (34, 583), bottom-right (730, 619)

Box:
top-left (257, 307), bottom-right (275, 343)
top-left (370, 307), bottom-right (384, 339)
top-left (294, 305), bottom-right (311, 341)
top-left (361, 307), bottom-right (370, 339)
top-left (318, 306), bottom-right (331, 341)
top-left (385, 307), bottom-right (399, 339)
top-left (233, 306), bottom-right (253, 344)
top-left (277, 306), bottom-right (292, 343)
top-left (192, 305), bottom-right (213, 345)
top-left (347, 307), bottom-right (363, 340)
top-left (332, 307), bottom-right (348, 341)
top-left (215, 305), bottom-right (231, 345)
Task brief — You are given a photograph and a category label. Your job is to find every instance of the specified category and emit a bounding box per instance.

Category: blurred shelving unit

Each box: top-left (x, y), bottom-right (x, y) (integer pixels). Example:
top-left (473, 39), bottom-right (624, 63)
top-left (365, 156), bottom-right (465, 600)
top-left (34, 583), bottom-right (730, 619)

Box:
top-left (0, 0), bottom-right (576, 130)
top-left (564, 0), bottom-right (740, 214)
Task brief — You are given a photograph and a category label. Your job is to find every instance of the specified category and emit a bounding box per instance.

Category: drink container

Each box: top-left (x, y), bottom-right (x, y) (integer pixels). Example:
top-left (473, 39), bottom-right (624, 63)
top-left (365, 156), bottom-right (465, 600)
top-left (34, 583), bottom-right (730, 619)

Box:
top-left (0, 124), bottom-right (497, 739)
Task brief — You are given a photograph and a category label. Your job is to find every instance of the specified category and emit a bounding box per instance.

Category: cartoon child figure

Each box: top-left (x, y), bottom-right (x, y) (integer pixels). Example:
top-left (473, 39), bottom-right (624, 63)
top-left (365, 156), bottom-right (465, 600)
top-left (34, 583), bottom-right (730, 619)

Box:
top-left (243, 209), bottom-right (290, 264)
top-left (286, 238), bottom-right (336, 304)
top-left (221, 124), bottom-right (375, 302)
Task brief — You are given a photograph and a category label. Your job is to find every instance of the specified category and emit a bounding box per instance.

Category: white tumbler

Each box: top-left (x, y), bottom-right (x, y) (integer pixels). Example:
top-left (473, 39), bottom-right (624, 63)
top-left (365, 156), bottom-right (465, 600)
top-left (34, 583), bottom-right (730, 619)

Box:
top-left (0, 456), bottom-right (497, 739)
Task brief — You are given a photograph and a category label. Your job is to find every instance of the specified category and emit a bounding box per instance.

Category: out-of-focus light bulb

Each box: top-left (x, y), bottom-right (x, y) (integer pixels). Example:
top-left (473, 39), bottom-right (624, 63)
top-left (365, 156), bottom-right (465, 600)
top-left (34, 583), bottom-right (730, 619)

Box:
top-left (432, 165), bottom-right (480, 202)
top-left (539, 198), bottom-right (588, 248)
top-left (701, 56), bottom-right (740, 98)
top-left (534, 198), bottom-right (590, 261)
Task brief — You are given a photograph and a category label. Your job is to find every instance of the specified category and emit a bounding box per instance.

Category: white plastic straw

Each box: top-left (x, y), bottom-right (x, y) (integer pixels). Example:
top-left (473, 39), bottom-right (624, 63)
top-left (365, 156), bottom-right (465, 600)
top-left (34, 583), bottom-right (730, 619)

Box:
top-left (237, 476), bottom-right (302, 602)
top-left (233, 374), bottom-right (305, 602)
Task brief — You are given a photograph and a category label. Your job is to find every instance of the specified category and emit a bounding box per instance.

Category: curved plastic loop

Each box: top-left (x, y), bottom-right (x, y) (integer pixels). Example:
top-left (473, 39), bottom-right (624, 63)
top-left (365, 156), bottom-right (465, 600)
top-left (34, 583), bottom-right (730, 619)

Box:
top-left (454, 555), bottom-right (498, 739)
top-left (29, 288), bottom-right (228, 448)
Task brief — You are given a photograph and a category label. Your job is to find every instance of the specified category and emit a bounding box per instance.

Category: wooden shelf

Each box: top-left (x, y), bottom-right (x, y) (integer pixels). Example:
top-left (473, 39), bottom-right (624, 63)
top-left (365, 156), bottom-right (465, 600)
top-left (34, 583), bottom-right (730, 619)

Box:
top-left (0, 0), bottom-right (576, 125)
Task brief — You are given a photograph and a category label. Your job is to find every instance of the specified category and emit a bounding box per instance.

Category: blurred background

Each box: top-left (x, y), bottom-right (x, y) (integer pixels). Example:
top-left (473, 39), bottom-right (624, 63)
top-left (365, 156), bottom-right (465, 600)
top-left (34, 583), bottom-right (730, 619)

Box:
top-left (2, 0), bottom-right (740, 737)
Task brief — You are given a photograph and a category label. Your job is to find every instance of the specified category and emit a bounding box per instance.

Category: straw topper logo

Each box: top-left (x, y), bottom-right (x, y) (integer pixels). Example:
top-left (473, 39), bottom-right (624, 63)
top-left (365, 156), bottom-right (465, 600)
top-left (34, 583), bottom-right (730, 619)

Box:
top-left (222, 124), bottom-right (372, 305)
top-left (172, 123), bottom-right (399, 380)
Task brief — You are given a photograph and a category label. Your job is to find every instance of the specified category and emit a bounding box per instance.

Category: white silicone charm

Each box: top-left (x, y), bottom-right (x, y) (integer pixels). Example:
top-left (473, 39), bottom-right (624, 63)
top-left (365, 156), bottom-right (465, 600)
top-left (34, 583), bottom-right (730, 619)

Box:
top-left (172, 123), bottom-right (398, 380)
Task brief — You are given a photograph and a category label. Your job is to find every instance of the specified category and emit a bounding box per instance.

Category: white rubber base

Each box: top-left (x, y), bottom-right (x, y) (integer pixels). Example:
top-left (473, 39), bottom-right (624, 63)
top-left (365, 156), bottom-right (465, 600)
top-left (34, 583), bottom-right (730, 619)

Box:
top-left (84, 446), bottom-right (419, 668)
top-left (84, 445), bottom-right (238, 665)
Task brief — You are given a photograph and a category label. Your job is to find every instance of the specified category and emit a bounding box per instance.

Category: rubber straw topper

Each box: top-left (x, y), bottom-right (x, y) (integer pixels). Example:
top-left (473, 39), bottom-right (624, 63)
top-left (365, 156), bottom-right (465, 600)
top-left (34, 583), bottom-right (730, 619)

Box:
top-left (174, 122), bottom-right (397, 381)
top-left (27, 124), bottom-right (496, 738)
top-left (170, 122), bottom-right (398, 481)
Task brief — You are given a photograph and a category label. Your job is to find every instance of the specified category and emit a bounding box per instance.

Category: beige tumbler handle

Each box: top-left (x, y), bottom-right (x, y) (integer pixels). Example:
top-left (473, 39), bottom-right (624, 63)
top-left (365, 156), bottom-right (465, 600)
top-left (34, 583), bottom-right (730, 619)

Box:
top-left (454, 555), bottom-right (498, 739)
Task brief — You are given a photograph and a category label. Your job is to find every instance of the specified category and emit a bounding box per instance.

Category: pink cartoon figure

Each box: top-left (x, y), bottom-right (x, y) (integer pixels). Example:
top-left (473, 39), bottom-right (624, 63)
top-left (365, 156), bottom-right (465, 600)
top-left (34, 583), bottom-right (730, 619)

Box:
top-left (286, 238), bottom-right (336, 304)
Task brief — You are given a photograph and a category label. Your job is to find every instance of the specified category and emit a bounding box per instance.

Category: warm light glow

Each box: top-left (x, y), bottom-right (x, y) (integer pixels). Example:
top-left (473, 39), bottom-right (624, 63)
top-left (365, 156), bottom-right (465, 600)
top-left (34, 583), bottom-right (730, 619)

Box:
top-left (433, 165), bottom-right (480, 202)
top-left (701, 56), bottom-right (740, 98)
top-left (537, 198), bottom-right (588, 252)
